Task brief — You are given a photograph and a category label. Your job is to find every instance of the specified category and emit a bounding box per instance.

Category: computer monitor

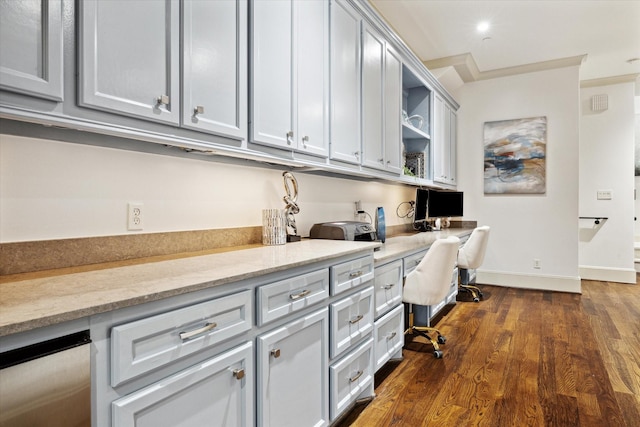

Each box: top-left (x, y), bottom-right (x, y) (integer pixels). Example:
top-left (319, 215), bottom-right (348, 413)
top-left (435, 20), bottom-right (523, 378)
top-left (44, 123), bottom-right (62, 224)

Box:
top-left (427, 189), bottom-right (464, 218)
top-left (414, 188), bottom-right (429, 223)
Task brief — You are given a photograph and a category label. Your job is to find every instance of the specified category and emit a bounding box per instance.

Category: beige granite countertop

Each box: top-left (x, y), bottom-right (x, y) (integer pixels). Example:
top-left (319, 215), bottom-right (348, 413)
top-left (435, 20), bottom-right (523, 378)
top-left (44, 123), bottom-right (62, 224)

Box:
top-left (0, 240), bottom-right (380, 337)
top-left (0, 228), bottom-right (473, 338)
top-left (374, 228), bottom-right (474, 264)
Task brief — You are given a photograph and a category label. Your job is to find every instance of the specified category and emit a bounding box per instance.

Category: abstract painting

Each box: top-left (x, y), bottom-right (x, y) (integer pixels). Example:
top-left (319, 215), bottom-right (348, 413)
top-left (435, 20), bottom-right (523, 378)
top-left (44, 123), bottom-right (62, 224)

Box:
top-left (484, 116), bottom-right (546, 194)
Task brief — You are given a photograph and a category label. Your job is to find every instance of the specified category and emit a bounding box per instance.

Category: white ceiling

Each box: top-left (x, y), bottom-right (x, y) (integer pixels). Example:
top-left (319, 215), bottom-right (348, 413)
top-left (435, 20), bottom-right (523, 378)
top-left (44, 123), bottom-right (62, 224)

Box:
top-left (370, 0), bottom-right (640, 85)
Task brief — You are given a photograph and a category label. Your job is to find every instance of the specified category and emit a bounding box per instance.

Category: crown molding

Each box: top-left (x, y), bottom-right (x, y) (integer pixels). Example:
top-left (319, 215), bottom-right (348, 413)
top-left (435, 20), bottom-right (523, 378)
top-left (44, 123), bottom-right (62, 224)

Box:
top-left (424, 53), bottom-right (587, 82)
top-left (580, 73), bottom-right (640, 88)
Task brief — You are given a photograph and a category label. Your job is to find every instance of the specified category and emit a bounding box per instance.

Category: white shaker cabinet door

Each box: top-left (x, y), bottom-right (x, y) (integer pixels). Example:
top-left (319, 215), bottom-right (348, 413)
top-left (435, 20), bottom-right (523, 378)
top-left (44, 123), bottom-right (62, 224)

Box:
top-left (384, 46), bottom-right (403, 174)
top-left (0, 0), bottom-right (63, 101)
top-left (112, 341), bottom-right (254, 427)
top-left (295, 0), bottom-right (329, 157)
top-left (79, 0), bottom-right (180, 125)
top-left (257, 308), bottom-right (329, 427)
top-left (330, 0), bottom-right (361, 165)
top-left (361, 24), bottom-right (385, 170)
top-left (182, 0), bottom-right (247, 140)
top-left (250, 0), bottom-right (293, 148)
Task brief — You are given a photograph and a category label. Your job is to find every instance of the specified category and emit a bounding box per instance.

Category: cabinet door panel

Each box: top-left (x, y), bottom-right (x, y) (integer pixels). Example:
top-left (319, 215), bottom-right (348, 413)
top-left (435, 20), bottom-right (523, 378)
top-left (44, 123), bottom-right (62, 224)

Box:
top-left (0, 0), bottom-right (63, 100)
top-left (330, 286), bottom-right (374, 358)
top-left (295, 0), bottom-right (328, 157)
top-left (384, 47), bottom-right (403, 174)
top-left (257, 308), bottom-right (329, 427)
top-left (182, 0), bottom-right (247, 139)
top-left (330, 0), bottom-right (361, 164)
top-left (112, 341), bottom-right (253, 427)
top-left (329, 337), bottom-right (374, 420)
top-left (79, 0), bottom-right (179, 124)
top-left (361, 25), bottom-right (384, 169)
top-left (373, 259), bottom-right (402, 319)
top-left (251, 0), bottom-right (293, 148)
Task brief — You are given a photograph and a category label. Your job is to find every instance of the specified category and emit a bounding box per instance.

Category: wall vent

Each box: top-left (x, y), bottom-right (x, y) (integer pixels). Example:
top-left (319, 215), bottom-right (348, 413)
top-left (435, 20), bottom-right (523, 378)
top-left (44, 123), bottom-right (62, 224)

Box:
top-left (591, 94), bottom-right (608, 111)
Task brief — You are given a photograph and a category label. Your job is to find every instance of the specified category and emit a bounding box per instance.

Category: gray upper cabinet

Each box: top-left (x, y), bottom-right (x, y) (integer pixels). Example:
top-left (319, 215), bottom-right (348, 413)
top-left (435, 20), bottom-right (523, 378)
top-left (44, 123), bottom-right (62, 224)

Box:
top-left (361, 24), bottom-right (385, 170)
top-left (384, 46), bottom-right (403, 175)
top-left (251, 0), bottom-right (328, 157)
top-left (0, 0), bottom-right (63, 101)
top-left (182, 0), bottom-right (247, 140)
top-left (330, 0), bottom-right (361, 165)
top-left (78, 0), bottom-right (180, 125)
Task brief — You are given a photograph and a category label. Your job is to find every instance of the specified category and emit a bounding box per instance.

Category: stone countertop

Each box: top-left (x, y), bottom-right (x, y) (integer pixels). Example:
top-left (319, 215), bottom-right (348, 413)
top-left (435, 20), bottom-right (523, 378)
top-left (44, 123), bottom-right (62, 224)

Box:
top-left (0, 239), bottom-right (380, 337)
top-left (374, 228), bottom-right (474, 265)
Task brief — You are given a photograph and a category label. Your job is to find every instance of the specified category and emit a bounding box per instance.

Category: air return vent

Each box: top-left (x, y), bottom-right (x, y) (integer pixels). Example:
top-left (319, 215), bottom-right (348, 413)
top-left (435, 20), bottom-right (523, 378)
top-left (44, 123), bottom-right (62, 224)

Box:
top-left (591, 94), bottom-right (608, 111)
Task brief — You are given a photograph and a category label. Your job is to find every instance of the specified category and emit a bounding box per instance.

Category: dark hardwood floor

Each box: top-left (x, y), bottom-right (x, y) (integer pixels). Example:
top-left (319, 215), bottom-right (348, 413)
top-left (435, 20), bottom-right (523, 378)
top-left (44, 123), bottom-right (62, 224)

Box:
top-left (337, 279), bottom-right (640, 427)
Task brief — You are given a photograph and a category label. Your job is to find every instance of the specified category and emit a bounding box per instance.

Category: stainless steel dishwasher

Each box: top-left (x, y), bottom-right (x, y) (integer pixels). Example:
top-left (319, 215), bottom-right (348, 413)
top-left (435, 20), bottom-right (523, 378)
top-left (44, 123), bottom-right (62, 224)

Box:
top-left (0, 330), bottom-right (91, 427)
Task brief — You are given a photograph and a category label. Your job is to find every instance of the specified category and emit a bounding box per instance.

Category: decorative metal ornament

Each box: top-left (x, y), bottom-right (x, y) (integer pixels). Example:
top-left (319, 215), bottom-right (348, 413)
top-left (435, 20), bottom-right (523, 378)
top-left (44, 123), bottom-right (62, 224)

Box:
top-left (282, 171), bottom-right (301, 241)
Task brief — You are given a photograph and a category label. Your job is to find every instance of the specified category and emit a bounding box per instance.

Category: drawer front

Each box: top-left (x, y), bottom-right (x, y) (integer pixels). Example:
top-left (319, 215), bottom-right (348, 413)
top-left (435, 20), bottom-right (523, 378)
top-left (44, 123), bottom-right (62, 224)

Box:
top-left (329, 286), bottom-right (374, 358)
top-left (331, 254), bottom-right (374, 296)
top-left (112, 341), bottom-right (253, 427)
top-left (256, 268), bottom-right (329, 326)
top-left (329, 337), bottom-right (374, 421)
top-left (373, 304), bottom-right (404, 372)
top-left (111, 290), bottom-right (252, 386)
top-left (373, 260), bottom-right (403, 319)
top-left (403, 250), bottom-right (427, 276)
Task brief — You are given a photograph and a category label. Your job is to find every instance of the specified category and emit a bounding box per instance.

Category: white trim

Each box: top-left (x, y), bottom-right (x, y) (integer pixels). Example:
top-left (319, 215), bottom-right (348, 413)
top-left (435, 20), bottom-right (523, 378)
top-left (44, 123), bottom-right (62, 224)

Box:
top-left (477, 270), bottom-right (582, 293)
top-left (579, 266), bottom-right (637, 284)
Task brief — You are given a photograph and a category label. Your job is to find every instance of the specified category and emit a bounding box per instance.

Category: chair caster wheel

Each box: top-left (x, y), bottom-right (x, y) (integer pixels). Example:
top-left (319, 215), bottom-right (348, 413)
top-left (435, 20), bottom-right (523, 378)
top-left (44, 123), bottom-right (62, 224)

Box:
top-left (433, 350), bottom-right (443, 359)
top-left (473, 297), bottom-right (480, 303)
top-left (437, 335), bottom-right (446, 344)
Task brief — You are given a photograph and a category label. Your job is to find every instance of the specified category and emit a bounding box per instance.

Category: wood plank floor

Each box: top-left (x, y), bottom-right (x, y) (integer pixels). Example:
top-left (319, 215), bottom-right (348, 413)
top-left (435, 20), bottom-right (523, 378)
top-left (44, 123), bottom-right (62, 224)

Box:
top-left (337, 279), bottom-right (640, 427)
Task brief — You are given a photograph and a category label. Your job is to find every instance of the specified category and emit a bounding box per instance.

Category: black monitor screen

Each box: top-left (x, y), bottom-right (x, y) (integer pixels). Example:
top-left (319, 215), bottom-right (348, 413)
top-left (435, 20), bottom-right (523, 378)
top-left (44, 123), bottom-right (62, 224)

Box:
top-left (414, 188), bottom-right (429, 222)
top-left (427, 190), bottom-right (464, 218)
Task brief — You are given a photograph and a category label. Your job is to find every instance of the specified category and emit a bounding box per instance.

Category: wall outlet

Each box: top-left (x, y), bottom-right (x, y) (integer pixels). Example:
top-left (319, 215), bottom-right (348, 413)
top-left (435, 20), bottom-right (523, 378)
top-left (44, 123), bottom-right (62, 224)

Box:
top-left (533, 259), bottom-right (541, 269)
top-left (596, 190), bottom-right (612, 200)
top-left (128, 203), bottom-right (144, 230)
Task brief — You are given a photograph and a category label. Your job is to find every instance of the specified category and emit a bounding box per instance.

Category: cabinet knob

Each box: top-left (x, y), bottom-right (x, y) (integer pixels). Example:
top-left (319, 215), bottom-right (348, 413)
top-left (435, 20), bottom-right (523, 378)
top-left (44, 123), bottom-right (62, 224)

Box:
top-left (156, 95), bottom-right (170, 106)
top-left (353, 151), bottom-right (360, 159)
top-left (302, 135), bottom-right (309, 148)
top-left (378, 158), bottom-right (384, 164)
top-left (286, 131), bottom-right (294, 145)
top-left (233, 369), bottom-right (245, 380)
top-left (270, 348), bottom-right (281, 358)
top-left (193, 105), bottom-right (204, 116)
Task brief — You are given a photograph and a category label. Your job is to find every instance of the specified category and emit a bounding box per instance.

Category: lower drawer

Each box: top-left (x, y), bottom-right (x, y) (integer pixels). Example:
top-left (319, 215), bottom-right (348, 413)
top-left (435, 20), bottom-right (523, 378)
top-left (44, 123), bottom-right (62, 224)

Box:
top-left (329, 337), bottom-right (374, 421)
top-left (373, 304), bottom-right (404, 372)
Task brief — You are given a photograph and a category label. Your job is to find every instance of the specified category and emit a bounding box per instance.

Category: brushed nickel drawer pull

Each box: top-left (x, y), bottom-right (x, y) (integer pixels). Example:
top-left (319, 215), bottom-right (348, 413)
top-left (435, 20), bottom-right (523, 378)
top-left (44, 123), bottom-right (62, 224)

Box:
top-left (383, 283), bottom-right (395, 290)
top-left (349, 314), bottom-right (364, 324)
top-left (349, 370), bottom-right (363, 382)
top-left (349, 270), bottom-right (364, 279)
top-left (179, 322), bottom-right (217, 340)
top-left (233, 369), bottom-right (245, 380)
top-left (270, 348), bottom-right (281, 358)
top-left (289, 289), bottom-right (311, 300)
top-left (387, 332), bottom-right (397, 340)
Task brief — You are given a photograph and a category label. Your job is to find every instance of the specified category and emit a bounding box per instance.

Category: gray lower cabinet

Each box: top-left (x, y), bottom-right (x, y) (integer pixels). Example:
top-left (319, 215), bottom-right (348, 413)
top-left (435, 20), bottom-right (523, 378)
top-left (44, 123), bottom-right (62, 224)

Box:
top-left (373, 304), bottom-right (404, 371)
top-left (329, 286), bottom-right (374, 358)
top-left (182, 0), bottom-right (247, 139)
top-left (373, 259), bottom-right (403, 319)
top-left (257, 308), bottom-right (329, 427)
top-left (111, 341), bottom-right (253, 427)
top-left (0, 0), bottom-right (63, 101)
top-left (78, 0), bottom-right (180, 124)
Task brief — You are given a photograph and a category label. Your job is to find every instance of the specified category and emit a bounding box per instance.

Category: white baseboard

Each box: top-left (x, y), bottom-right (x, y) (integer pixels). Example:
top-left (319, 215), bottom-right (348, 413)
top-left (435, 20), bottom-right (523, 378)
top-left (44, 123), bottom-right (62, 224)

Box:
top-left (579, 265), bottom-right (637, 284)
top-left (477, 270), bottom-right (582, 293)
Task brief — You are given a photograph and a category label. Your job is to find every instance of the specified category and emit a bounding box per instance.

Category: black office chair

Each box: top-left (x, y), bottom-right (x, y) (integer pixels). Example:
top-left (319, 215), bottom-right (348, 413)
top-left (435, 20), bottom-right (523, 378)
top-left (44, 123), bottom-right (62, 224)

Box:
top-left (403, 236), bottom-right (460, 358)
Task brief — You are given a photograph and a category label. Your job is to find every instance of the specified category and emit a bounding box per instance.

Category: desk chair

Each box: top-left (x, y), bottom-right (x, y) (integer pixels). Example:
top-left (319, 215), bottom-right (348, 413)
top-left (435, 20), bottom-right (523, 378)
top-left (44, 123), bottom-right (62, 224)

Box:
top-left (457, 226), bottom-right (490, 302)
top-left (403, 236), bottom-right (460, 358)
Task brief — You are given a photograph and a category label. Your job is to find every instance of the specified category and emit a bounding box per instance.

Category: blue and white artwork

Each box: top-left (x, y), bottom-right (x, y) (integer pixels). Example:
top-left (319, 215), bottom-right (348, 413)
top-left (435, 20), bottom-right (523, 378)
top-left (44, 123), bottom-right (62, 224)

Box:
top-left (484, 116), bottom-right (547, 194)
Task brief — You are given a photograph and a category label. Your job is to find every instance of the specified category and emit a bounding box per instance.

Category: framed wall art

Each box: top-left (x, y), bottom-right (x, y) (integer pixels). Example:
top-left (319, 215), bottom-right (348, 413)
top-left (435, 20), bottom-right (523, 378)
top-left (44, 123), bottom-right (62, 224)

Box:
top-left (484, 116), bottom-right (547, 194)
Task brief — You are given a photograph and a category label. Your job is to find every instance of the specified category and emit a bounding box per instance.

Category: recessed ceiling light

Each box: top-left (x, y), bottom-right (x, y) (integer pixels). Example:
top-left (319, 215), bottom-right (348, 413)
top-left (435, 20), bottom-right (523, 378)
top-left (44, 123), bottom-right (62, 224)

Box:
top-left (477, 21), bottom-right (490, 33)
